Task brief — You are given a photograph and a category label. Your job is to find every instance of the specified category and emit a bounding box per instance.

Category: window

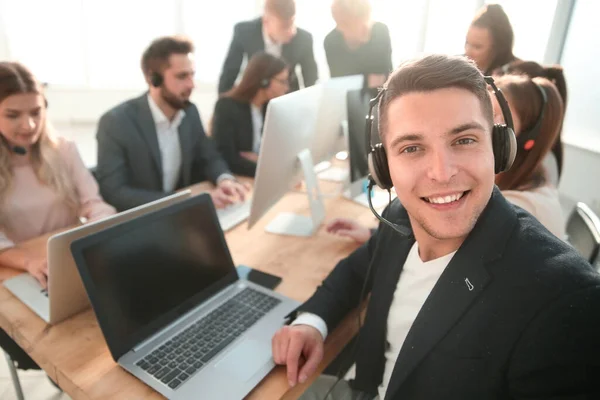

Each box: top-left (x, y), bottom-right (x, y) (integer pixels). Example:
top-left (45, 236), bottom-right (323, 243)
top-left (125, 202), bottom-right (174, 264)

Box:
top-left (0, 0), bottom-right (86, 85)
top-left (83, 0), bottom-right (177, 88)
top-left (423, 0), bottom-right (481, 55)
top-left (182, 0), bottom-right (258, 83)
top-left (372, 0), bottom-right (429, 66)
top-left (486, 0), bottom-right (558, 62)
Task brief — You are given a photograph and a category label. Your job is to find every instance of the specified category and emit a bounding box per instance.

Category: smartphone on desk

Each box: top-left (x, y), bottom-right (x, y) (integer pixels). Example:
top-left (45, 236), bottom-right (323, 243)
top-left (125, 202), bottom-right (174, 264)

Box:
top-left (237, 265), bottom-right (282, 290)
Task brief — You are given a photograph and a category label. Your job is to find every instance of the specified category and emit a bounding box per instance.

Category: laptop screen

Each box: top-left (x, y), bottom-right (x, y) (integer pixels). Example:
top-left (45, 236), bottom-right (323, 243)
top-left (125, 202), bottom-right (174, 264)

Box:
top-left (71, 194), bottom-right (238, 361)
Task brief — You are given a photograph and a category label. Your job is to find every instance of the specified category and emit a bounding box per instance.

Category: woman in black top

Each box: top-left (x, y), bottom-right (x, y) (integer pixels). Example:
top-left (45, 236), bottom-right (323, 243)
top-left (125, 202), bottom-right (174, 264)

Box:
top-left (465, 4), bottom-right (518, 75)
top-left (212, 52), bottom-right (288, 177)
top-left (324, 0), bottom-right (393, 88)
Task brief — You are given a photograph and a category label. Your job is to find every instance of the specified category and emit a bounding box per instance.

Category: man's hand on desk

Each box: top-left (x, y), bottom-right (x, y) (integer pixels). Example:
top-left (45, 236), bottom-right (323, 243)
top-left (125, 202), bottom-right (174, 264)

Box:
top-left (326, 217), bottom-right (371, 244)
top-left (215, 179), bottom-right (250, 205)
top-left (240, 151), bottom-right (259, 163)
top-left (25, 255), bottom-right (48, 288)
top-left (272, 325), bottom-right (324, 388)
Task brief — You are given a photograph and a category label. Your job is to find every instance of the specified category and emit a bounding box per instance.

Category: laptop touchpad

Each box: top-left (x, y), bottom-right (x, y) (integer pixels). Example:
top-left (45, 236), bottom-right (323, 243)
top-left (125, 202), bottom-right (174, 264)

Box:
top-left (215, 339), bottom-right (272, 382)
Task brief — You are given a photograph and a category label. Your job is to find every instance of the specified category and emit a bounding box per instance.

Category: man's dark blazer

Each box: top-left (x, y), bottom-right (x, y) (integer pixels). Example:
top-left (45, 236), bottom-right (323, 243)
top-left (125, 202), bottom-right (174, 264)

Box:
top-left (95, 94), bottom-right (230, 211)
top-left (298, 188), bottom-right (600, 399)
top-left (218, 17), bottom-right (318, 93)
top-left (211, 97), bottom-right (260, 177)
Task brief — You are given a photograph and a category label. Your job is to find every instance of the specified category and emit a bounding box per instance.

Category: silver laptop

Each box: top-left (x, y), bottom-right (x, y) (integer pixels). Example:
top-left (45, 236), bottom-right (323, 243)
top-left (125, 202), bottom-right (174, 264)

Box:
top-left (3, 191), bottom-right (191, 324)
top-left (70, 193), bottom-right (299, 399)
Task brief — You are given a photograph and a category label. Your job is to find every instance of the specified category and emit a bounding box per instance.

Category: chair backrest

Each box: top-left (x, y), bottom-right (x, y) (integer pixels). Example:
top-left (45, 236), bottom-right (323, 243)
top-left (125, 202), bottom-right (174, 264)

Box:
top-left (566, 202), bottom-right (600, 268)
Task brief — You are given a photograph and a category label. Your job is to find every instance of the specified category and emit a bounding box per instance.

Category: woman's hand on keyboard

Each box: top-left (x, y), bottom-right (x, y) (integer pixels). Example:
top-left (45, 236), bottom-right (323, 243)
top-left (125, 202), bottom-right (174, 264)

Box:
top-left (25, 255), bottom-right (49, 288)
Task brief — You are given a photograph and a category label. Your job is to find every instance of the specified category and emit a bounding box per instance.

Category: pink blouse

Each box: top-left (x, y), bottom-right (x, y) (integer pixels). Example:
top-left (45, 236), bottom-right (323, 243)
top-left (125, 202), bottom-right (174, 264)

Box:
top-left (0, 138), bottom-right (115, 250)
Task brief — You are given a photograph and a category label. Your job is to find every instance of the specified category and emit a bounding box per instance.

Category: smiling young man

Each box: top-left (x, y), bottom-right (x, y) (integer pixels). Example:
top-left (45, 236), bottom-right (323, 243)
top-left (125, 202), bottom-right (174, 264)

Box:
top-left (271, 54), bottom-right (600, 399)
top-left (96, 36), bottom-right (248, 212)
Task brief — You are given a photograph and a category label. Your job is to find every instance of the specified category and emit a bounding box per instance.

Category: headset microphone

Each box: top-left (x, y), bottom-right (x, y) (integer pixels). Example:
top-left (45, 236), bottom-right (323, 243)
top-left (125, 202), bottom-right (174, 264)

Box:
top-left (12, 146), bottom-right (27, 155)
top-left (366, 178), bottom-right (412, 237)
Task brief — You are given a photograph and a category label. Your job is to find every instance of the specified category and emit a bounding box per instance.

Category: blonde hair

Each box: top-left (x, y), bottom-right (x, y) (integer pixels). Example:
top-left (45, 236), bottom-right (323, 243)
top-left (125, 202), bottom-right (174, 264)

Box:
top-left (0, 62), bottom-right (79, 214)
top-left (332, 0), bottom-right (372, 20)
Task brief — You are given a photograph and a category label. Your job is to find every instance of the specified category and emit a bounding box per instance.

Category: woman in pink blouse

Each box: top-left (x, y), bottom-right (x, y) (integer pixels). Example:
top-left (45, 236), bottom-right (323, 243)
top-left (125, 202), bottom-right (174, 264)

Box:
top-left (0, 62), bottom-right (115, 373)
top-left (0, 62), bottom-right (115, 288)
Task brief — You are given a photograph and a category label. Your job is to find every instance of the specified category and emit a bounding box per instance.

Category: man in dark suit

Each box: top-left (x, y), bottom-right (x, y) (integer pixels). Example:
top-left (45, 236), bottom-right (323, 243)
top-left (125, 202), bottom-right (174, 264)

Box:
top-left (218, 0), bottom-right (318, 94)
top-left (325, 0), bottom-right (392, 88)
top-left (96, 36), bottom-right (248, 212)
top-left (272, 54), bottom-right (600, 399)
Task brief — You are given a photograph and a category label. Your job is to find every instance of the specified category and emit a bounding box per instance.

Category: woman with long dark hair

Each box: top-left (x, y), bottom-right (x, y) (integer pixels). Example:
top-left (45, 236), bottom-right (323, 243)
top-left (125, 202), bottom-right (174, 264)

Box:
top-left (212, 52), bottom-right (288, 176)
top-left (465, 4), bottom-right (518, 75)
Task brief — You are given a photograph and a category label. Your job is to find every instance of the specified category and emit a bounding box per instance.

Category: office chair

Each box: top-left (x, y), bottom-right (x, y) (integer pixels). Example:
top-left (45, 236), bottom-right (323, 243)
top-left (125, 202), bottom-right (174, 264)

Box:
top-left (3, 351), bottom-right (25, 400)
top-left (566, 202), bottom-right (600, 269)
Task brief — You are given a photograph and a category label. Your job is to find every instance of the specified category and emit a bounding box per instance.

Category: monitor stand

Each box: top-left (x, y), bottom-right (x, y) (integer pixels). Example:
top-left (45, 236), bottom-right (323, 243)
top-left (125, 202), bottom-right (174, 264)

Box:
top-left (266, 149), bottom-right (325, 237)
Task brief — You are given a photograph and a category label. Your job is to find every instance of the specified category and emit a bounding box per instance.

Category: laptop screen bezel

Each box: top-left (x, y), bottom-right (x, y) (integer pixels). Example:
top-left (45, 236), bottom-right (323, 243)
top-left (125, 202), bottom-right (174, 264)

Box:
top-left (70, 194), bottom-right (238, 361)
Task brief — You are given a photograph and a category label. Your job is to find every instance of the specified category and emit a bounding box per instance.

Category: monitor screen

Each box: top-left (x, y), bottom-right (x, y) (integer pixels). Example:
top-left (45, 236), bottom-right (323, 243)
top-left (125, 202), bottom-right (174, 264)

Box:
top-left (72, 195), bottom-right (237, 360)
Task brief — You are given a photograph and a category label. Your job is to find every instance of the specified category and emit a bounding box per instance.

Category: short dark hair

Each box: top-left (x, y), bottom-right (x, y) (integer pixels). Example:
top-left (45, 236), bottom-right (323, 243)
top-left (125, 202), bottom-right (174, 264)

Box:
top-left (140, 36), bottom-right (194, 78)
top-left (378, 54), bottom-right (493, 141)
top-left (264, 0), bottom-right (296, 19)
top-left (471, 4), bottom-right (516, 74)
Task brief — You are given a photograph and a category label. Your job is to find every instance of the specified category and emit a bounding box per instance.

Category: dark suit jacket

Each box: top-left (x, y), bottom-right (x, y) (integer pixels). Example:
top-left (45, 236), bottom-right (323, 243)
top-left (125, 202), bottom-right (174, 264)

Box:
top-left (212, 97), bottom-right (261, 177)
top-left (96, 94), bottom-right (230, 211)
top-left (298, 188), bottom-right (600, 399)
top-left (218, 18), bottom-right (318, 93)
top-left (324, 22), bottom-right (393, 80)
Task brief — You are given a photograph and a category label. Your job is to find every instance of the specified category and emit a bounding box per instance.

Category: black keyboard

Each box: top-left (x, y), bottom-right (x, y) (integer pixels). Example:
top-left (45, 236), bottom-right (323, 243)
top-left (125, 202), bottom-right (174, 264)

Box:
top-left (135, 287), bottom-right (281, 389)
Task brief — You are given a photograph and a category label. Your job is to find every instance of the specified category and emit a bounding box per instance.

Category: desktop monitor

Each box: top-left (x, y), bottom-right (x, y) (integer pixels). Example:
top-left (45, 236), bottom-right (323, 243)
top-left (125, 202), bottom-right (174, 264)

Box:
top-left (312, 75), bottom-right (364, 168)
top-left (345, 88), bottom-right (396, 209)
top-left (248, 76), bottom-right (365, 237)
top-left (247, 85), bottom-right (324, 237)
top-left (347, 87), bottom-right (380, 183)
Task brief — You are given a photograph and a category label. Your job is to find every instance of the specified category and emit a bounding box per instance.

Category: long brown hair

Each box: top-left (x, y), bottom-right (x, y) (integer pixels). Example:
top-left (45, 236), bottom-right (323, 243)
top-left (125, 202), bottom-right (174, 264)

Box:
top-left (0, 62), bottom-right (78, 211)
top-left (493, 60), bottom-right (567, 177)
top-left (494, 75), bottom-right (564, 191)
top-left (471, 4), bottom-right (517, 74)
top-left (224, 52), bottom-right (287, 103)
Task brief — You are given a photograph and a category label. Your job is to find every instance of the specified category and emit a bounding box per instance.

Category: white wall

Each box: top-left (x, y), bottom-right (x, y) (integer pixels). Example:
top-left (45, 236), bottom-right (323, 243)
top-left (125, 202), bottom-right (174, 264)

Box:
top-left (557, 0), bottom-right (600, 215)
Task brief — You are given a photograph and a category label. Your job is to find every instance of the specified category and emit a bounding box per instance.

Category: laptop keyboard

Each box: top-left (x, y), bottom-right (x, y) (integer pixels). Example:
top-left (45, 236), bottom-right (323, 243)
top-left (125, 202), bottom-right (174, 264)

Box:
top-left (135, 287), bottom-right (281, 390)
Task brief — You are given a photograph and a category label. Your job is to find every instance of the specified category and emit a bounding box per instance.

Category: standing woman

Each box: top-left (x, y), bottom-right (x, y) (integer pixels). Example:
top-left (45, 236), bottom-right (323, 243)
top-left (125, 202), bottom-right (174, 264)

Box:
top-left (0, 62), bottom-right (115, 370)
top-left (465, 4), bottom-right (518, 75)
top-left (212, 52), bottom-right (288, 177)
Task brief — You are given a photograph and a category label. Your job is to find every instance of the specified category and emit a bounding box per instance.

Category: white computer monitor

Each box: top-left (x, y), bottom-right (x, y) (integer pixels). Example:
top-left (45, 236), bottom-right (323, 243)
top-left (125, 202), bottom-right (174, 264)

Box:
top-left (312, 75), bottom-right (364, 171)
top-left (248, 76), bottom-right (366, 236)
top-left (247, 85), bottom-right (326, 237)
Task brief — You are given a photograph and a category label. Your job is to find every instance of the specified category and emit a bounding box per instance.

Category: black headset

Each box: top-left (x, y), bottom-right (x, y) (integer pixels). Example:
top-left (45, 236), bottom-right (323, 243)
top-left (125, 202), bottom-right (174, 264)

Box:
top-left (150, 71), bottom-right (163, 88)
top-left (516, 82), bottom-right (547, 152)
top-left (366, 75), bottom-right (517, 191)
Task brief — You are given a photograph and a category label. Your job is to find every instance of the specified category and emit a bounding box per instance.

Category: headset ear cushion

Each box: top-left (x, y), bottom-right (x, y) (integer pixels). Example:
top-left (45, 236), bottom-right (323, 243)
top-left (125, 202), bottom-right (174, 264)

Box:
top-left (368, 144), bottom-right (393, 190)
top-left (492, 125), bottom-right (517, 173)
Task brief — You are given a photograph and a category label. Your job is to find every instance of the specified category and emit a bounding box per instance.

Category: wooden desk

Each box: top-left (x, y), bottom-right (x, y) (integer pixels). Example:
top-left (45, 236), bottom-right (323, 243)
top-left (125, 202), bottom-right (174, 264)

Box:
top-left (0, 179), bottom-right (378, 400)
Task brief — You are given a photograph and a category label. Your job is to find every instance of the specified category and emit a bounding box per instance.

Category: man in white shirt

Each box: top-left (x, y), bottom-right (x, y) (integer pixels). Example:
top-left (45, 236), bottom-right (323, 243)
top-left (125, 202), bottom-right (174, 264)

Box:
top-left (96, 36), bottom-right (248, 212)
top-left (218, 0), bottom-right (318, 94)
top-left (271, 54), bottom-right (600, 399)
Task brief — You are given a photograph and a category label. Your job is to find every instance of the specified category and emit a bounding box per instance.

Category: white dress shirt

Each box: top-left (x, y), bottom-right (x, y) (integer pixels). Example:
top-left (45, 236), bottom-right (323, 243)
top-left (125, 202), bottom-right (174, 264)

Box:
top-left (147, 95), bottom-right (185, 192)
top-left (262, 26), bottom-right (282, 57)
top-left (293, 242), bottom-right (455, 399)
top-left (147, 95), bottom-right (234, 191)
top-left (250, 104), bottom-right (264, 153)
